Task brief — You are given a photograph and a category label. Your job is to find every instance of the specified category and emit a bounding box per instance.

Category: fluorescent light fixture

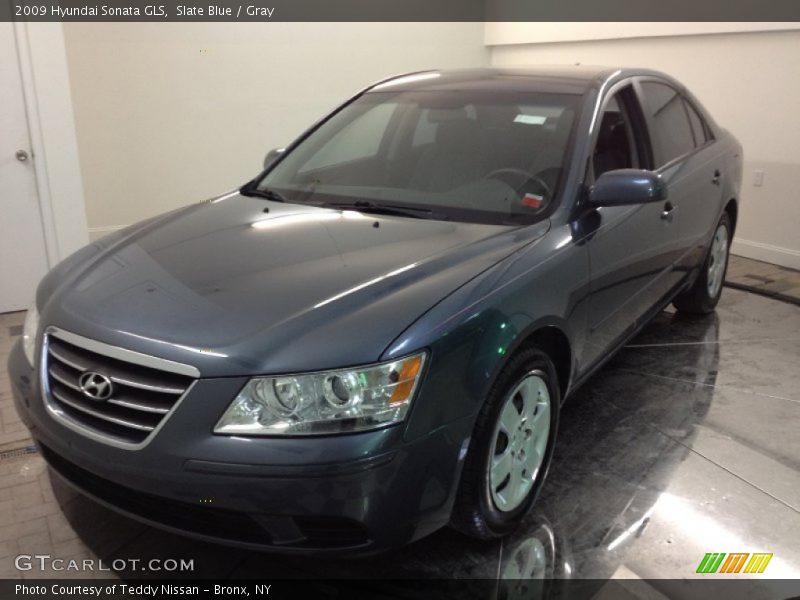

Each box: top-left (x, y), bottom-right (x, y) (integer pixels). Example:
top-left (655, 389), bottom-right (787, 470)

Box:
top-left (340, 210), bottom-right (369, 220)
top-left (210, 191), bottom-right (240, 204)
top-left (119, 331), bottom-right (228, 358)
top-left (555, 235), bottom-right (573, 250)
top-left (314, 262), bottom-right (419, 308)
top-left (251, 212), bottom-right (340, 230)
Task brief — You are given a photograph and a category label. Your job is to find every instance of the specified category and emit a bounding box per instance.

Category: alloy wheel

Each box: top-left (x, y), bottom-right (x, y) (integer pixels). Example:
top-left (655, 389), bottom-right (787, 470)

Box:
top-left (488, 372), bottom-right (551, 512)
top-left (706, 223), bottom-right (729, 298)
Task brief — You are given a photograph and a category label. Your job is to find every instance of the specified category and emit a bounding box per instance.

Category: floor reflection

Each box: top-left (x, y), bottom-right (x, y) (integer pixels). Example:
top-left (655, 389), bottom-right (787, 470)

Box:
top-left (39, 289), bottom-right (800, 585)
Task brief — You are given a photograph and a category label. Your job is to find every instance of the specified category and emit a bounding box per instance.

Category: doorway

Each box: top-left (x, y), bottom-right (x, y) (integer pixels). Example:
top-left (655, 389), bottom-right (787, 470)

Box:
top-left (0, 22), bottom-right (50, 313)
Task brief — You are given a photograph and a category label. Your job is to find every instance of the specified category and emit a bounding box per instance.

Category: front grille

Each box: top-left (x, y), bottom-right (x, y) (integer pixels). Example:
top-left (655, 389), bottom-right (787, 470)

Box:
top-left (43, 331), bottom-right (195, 446)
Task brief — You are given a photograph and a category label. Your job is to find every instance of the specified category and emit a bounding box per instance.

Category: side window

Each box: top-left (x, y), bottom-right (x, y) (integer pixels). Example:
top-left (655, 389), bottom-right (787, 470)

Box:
top-left (592, 93), bottom-right (636, 178)
top-left (639, 81), bottom-right (695, 168)
top-left (300, 102), bottom-right (398, 172)
top-left (683, 98), bottom-right (710, 147)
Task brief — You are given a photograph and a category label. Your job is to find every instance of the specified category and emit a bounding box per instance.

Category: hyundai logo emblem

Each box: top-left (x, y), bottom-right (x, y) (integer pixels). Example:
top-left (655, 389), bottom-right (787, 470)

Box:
top-left (78, 371), bottom-right (114, 401)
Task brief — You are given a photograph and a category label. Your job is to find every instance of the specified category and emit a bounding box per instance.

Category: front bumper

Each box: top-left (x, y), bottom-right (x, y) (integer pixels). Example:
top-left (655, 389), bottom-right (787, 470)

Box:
top-left (7, 340), bottom-right (472, 554)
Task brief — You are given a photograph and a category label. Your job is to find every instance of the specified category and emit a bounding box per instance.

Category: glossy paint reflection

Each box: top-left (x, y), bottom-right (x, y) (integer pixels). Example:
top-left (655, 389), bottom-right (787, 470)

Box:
top-left (49, 289), bottom-right (800, 587)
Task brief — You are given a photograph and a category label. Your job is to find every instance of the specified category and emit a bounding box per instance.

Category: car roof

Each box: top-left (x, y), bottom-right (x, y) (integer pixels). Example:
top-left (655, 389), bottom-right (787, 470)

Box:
top-left (366, 67), bottom-right (670, 96)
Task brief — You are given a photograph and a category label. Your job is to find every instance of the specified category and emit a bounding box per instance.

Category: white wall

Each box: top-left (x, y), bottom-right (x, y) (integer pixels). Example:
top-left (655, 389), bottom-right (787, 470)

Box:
top-left (491, 27), bottom-right (800, 269)
top-left (62, 23), bottom-right (489, 239)
top-left (485, 22), bottom-right (799, 45)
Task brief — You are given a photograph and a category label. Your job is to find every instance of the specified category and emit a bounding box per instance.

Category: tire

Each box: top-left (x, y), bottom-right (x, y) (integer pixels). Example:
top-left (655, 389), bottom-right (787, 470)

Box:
top-left (673, 212), bottom-right (731, 315)
top-left (451, 347), bottom-right (560, 540)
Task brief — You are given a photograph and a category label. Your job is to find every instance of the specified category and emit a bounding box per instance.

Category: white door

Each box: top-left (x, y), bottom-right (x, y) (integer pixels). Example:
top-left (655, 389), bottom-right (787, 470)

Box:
top-left (0, 23), bottom-right (50, 313)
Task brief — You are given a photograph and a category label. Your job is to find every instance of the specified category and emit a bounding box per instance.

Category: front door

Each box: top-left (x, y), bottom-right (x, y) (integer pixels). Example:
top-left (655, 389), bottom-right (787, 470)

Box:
top-left (0, 23), bottom-right (50, 312)
top-left (581, 84), bottom-right (679, 368)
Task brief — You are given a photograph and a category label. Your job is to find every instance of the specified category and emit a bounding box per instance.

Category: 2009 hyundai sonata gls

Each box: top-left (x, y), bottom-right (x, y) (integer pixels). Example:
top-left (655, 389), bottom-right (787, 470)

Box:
top-left (9, 67), bottom-right (741, 553)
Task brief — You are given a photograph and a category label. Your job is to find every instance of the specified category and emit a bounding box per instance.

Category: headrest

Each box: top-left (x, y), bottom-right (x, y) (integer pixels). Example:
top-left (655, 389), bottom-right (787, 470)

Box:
top-left (599, 111), bottom-right (622, 137)
top-left (427, 107), bottom-right (469, 123)
top-left (435, 119), bottom-right (480, 149)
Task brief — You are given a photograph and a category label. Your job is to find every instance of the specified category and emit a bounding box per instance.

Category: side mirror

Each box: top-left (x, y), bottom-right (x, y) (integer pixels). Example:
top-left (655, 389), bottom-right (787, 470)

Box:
top-left (263, 147), bottom-right (285, 169)
top-left (589, 169), bottom-right (667, 207)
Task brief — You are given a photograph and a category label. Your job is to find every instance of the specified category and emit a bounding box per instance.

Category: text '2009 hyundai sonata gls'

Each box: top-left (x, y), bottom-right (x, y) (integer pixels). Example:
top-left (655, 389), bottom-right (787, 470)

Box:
top-left (9, 67), bottom-right (741, 553)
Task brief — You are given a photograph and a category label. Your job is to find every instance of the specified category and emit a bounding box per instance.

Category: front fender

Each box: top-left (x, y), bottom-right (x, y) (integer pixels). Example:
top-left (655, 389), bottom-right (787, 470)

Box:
top-left (384, 222), bottom-right (591, 442)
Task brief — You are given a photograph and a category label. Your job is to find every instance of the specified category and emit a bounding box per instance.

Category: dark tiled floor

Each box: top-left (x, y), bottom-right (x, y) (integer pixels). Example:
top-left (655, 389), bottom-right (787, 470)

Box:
top-left (0, 310), bottom-right (31, 452)
top-left (1, 263), bottom-right (799, 590)
top-left (727, 254), bottom-right (800, 301)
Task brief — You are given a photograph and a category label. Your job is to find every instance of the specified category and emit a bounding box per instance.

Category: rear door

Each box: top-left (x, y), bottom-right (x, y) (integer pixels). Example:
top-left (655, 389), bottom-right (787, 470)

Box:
top-left (636, 79), bottom-right (725, 281)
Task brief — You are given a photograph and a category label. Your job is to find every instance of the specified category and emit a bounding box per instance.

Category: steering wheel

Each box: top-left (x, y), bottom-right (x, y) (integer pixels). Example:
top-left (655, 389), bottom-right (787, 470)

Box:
top-left (484, 168), bottom-right (553, 202)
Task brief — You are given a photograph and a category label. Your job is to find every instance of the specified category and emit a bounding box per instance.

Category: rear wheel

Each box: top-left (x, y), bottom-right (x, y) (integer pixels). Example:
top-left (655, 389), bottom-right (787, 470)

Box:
top-left (673, 213), bottom-right (731, 314)
top-left (451, 347), bottom-right (559, 539)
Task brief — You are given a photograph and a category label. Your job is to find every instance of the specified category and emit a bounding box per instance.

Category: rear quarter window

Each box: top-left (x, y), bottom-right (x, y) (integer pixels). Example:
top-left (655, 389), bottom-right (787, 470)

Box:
top-left (683, 98), bottom-right (711, 147)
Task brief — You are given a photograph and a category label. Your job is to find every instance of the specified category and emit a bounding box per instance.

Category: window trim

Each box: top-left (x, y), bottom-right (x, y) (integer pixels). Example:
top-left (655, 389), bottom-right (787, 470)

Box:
top-left (584, 79), bottom-right (651, 185)
top-left (682, 95), bottom-right (716, 151)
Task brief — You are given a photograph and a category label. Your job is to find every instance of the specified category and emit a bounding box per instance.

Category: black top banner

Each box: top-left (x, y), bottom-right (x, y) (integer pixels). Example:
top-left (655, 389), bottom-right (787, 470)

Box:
top-left (3, 0), bottom-right (800, 22)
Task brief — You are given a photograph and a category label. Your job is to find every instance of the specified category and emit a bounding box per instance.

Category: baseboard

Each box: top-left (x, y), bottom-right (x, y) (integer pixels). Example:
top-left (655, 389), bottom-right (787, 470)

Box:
top-left (88, 224), bottom-right (129, 242)
top-left (731, 238), bottom-right (800, 270)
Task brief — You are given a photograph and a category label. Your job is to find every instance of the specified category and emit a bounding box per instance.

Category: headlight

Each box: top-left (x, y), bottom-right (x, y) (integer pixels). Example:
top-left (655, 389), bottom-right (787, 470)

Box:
top-left (215, 352), bottom-right (426, 436)
top-left (22, 304), bottom-right (40, 366)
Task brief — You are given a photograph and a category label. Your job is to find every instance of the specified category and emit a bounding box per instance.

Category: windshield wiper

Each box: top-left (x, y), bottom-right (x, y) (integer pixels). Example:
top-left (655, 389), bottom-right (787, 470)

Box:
top-left (240, 184), bottom-right (288, 203)
top-left (323, 200), bottom-right (443, 220)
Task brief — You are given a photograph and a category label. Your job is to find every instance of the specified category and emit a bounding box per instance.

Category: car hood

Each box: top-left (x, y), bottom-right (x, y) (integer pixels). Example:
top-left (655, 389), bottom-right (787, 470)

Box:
top-left (43, 194), bottom-right (549, 376)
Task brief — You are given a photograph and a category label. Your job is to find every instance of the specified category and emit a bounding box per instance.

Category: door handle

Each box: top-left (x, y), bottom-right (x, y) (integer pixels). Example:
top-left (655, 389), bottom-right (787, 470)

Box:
top-left (661, 201), bottom-right (675, 222)
top-left (711, 169), bottom-right (722, 186)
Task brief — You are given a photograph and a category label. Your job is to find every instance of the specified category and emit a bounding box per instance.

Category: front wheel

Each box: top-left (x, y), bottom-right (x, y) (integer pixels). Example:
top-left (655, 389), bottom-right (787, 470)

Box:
top-left (451, 347), bottom-right (560, 540)
top-left (673, 212), bottom-right (731, 315)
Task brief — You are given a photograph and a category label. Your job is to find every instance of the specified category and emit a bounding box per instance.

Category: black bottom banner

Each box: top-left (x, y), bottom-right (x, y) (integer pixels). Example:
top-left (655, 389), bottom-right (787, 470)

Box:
top-left (5, 579), bottom-right (800, 600)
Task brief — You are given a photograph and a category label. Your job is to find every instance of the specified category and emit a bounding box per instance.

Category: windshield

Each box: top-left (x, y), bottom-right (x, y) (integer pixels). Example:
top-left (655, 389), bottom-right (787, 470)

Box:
top-left (254, 89), bottom-right (581, 225)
